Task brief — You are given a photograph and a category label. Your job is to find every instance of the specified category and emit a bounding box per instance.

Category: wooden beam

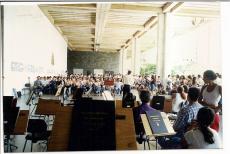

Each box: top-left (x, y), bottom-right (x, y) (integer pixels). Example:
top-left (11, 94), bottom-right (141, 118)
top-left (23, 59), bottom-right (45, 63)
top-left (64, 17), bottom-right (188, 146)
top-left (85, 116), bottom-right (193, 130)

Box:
top-left (118, 15), bottom-right (158, 52)
top-left (175, 8), bottom-right (220, 18)
top-left (162, 2), bottom-right (184, 13)
top-left (73, 44), bottom-right (94, 48)
top-left (94, 4), bottom-right (111, 51)
top-left (162, 2), bottom-right (176, 13)
top-left (171, 2), bottom-right (184, 13)
top-left (39, 6), bottom-right (74, 50)
top-left (39, 4), bottom-right (96, 11)
top-left (54, 20), bottom-right (95, 27)
top-left (106, 23), bottom-right (144, 29)
top-left (111, 4), bottom-right (162, 14)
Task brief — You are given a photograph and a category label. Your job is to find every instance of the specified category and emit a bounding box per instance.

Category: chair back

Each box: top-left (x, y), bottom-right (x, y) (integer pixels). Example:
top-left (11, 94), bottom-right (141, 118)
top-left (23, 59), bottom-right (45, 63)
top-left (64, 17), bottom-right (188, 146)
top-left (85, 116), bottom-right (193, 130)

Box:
top-left (27, 119), bottom-right (47, 133)
top-left (151, 95), bottom-right (165, 111)
top-left (132, 107), bottom-right (144, 135)
top-left (3, 96), bottom-right (14, 112)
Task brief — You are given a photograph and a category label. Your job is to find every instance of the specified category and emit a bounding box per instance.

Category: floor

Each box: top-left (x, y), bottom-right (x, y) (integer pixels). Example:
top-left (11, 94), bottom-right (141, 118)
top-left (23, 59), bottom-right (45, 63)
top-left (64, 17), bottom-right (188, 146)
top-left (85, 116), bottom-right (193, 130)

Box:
top-left (3, 90), bottom-right (222, 152)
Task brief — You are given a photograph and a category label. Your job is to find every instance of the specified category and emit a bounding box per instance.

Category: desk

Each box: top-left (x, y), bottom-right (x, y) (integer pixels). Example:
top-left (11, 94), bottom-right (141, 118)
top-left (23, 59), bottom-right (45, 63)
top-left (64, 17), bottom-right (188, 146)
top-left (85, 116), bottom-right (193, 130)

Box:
top-left (141, 113), bottom-right (175, 137)
top-left (35, 98), bottom-right (61, 115)
top-left (48, 106), bottom-right (73, 151)
top-left (14, 110), bottom-right (29, 135)
top-left (47, 100), bottom-right (137, 151)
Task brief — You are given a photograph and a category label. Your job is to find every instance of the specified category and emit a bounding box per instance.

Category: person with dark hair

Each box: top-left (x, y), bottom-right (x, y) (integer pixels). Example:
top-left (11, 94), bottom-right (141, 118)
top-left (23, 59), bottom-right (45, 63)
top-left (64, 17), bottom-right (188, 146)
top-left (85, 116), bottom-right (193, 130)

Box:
top-left (183, 107), bottom-right (221, 148)
top-left (157, 87), bottom-right (202, 149)
top-left (198, 70), bottom-right (222, 132)
top-left (173, 87), bottom-right (202, 136)
top-left (132, 90), bottom-right (157, 144)
top-left (172, 86), bottom-right (187, 113)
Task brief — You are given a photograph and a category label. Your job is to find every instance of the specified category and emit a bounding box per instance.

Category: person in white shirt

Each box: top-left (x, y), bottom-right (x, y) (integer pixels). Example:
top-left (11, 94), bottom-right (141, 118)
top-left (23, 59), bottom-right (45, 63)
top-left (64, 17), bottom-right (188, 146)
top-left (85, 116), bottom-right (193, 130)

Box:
top-left (172, 86), bottom-right (187, 113)
top-left (123, 70), bottom-right (134, 98)
top-left (183, 107), bottom-right (222, 149)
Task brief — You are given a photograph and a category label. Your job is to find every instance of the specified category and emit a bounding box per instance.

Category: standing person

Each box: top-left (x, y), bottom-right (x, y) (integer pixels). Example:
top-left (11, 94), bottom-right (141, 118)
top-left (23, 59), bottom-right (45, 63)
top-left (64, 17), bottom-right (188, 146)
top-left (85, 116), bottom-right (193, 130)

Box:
top-left (123, 70), bottom-right (134, 98)
top-left (183, 107), bottom-right (222, 149)
top-left (198, 70), bottom-right (222, 132)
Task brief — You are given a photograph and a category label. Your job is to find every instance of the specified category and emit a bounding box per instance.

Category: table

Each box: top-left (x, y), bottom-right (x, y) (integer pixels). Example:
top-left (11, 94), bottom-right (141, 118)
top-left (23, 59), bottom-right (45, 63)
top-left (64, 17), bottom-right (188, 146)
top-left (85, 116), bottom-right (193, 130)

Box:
top-left (14, 110), bottom-right (29, 135)
top-left (47, 100), bottom-right (137, 151)
top-left (141, 113), bottom-right (175, 137)
top-left (35, 98), bottom-right (61, 115)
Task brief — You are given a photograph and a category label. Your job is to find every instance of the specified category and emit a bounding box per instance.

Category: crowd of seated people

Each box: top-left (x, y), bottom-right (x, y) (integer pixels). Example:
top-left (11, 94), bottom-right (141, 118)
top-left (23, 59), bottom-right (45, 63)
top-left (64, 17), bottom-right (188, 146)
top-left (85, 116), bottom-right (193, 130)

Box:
top-left (29, 69), bottom-right (222, 149)
top-left (30, 71), bottom-right (222, 100)
top-left (132, 70), bottom-right (222, 149)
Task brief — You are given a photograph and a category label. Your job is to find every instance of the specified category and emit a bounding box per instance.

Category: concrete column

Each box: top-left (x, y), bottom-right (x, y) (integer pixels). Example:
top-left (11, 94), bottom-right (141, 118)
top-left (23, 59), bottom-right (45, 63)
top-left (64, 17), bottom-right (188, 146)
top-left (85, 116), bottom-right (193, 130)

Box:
top-left (156, 14), bottom-right (170, 85)
top-left (131, 38), bottom-right (141, 75)
top-left (0, 6), bottom-right (4, 95)
top-left (131, 38), bottom-right (135, 74)
top-left (119, 49), bottom-right (123, 74)
top-left (122, 48), bottom-right (127, 74)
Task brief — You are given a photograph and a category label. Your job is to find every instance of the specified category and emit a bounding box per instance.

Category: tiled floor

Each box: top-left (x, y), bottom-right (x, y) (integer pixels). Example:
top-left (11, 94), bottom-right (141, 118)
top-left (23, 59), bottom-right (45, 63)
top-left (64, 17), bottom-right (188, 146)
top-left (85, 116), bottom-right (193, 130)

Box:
top-left (3, 91), bottom-right (223, 152)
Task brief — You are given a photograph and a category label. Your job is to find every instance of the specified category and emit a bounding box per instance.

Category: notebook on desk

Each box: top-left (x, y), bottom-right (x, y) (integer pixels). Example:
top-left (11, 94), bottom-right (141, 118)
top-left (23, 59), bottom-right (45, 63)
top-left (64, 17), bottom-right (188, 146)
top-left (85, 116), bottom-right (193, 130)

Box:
top-left (69, 99), bottom-right (116, 151)
top-left (145, 110), bottom-right (175, 136)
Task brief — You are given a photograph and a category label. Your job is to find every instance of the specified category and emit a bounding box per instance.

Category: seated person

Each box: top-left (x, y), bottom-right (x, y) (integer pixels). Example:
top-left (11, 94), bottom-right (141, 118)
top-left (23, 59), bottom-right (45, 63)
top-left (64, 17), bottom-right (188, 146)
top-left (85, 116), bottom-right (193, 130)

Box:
top-left (158, 87), bottom-right (203, 149)
top-left (33, 76), bottom-right (43, 95)
top-left (133, 90), bottom-right (158, 143)
top-left (171, 86), bottom-right (187, 113)
top-left (183, 107), bottom-right (221, 149)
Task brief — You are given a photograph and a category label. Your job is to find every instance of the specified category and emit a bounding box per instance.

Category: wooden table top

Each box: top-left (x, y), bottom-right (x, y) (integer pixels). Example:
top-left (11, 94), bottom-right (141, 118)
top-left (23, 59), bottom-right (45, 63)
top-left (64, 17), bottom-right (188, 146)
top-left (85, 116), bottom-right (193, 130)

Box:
top-left (47, 100), bottom-right (137, 151)
top-left (14, 110), bottom-right (29, 135)
top-left (35, 98), bottom-right (61, 115)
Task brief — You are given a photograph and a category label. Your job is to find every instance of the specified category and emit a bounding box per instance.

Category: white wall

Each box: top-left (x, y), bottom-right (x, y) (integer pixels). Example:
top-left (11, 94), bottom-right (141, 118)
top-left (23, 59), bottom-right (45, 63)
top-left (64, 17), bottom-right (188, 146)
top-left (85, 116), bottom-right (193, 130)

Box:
top-left (3, 5), bottom-right (67, 95)
top-left (168, 19), bottom-right (221, 75)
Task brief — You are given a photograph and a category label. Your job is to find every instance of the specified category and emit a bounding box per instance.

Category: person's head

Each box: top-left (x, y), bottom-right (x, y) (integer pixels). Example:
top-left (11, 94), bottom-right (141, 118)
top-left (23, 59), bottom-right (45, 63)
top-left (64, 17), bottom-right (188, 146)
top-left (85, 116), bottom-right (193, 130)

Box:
top-left (203, 70), bottom-right (217, 84)
top-left (192, 77), bottom-right (197, 85)
top-left (128, 70), bottom-right (132, 75)
top-left (197, 107), bottom-right (215, 144)
top-left (183, 85), bottom-right (189, 93)
top-left (187, 87), bottom-right (200, 103)
top-left (177, 86), bottom-right (184, 94)
top-left (139, 90), bottom-right (151, 104)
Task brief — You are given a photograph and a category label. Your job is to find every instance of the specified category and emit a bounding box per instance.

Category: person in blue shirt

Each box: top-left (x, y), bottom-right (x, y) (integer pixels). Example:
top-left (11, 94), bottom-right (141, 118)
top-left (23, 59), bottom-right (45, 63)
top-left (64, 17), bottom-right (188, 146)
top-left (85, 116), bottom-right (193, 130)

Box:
top-left (133, 90), bottom-right (157, 144)
top-left (158, 87), bottom-right (202, 149)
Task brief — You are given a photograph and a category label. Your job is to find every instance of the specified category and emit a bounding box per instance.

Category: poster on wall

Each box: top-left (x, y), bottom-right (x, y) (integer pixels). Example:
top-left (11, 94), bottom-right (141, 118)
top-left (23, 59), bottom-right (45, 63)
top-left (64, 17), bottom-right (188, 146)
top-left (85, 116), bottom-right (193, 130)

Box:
top-left (94, 69), bottom-right (104, 75)
top-left (73, 68), bottom-right (83, 75)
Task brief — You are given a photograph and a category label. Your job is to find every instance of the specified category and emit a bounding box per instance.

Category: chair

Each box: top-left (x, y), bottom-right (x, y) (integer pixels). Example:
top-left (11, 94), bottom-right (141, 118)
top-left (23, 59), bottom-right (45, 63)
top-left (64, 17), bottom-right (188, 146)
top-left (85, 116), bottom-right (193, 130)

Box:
top-left (4, 107), bottom-right (20, 152)
top-left (132, 107), bottom-right (156, 150)
top-left (23, 119), bottom-right (51, 152)
top-left (151, 96), bottom-right (165, 111)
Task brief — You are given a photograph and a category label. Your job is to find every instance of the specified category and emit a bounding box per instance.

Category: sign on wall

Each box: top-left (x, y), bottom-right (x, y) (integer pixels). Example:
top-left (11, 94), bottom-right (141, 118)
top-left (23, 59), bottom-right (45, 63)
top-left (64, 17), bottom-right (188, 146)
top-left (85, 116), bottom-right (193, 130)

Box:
top-left (94, 69), bottom-right (104, 75)
top-left (73, 68), bottom-right (83, 74)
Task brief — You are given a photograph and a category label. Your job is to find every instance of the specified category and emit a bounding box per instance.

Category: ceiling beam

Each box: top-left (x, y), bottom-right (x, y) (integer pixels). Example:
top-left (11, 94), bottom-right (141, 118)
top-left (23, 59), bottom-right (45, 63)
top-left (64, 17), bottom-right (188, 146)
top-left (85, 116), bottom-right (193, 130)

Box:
top-left (39, 4), bottom-right (96, 11)
top-left (94, 4), bottom-right (111, 51)
top-left (54, 20), bottom-right (95, 27)
top-left (162, 2), bottom-right (184, 13)
top-left (171, 2), bottom-right (184, 13)
top-left (111, 4), bottom-right (162, 14)
top-left (39, 6), bottom-right (73, 51)
top-left (175, 9), bottom-right (220, 18)
top-left (119, 16), bottom-right (158, 51)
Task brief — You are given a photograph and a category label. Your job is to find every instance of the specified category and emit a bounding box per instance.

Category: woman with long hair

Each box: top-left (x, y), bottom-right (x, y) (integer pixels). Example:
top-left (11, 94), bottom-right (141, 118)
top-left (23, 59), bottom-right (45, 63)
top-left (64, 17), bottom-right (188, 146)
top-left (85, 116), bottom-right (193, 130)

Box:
top-left (198, 70), bottom-right (222, 132)
top-left (183, 107), bottom-right (221, 149)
